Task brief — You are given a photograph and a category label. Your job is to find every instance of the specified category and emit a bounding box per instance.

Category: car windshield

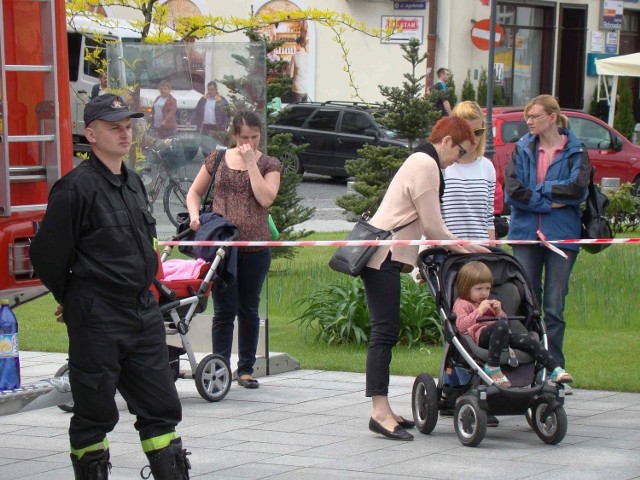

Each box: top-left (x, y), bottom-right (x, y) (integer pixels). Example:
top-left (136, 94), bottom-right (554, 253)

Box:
top-left (370, 110), bottom-right (399, 138)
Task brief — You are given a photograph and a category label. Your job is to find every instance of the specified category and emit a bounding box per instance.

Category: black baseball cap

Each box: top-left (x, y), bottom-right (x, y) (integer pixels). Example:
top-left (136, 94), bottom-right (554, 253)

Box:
top-left (84, 93), bottom-right (144, 126)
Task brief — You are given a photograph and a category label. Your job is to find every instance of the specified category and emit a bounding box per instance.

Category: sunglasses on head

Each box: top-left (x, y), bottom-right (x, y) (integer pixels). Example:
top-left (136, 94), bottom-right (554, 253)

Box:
top-left (474, 128), bottom-right (486, 137)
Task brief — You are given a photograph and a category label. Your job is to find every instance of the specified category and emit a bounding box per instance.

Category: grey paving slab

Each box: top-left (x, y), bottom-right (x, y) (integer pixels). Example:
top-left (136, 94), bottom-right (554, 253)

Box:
top-left (2, 351), bottom-right (640, 480)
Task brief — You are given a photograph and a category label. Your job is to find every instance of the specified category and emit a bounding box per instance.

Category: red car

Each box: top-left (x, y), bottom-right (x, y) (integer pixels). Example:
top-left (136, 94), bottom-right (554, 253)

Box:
top-left (488, 107), bottom-right (640, 212)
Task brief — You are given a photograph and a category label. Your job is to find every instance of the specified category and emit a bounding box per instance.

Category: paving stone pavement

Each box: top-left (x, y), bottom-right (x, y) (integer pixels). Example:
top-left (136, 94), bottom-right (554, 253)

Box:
top-left (1, 351), bottom-right (640, 479)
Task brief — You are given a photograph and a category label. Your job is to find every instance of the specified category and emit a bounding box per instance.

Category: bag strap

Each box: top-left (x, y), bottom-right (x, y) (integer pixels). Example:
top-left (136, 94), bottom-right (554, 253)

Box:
top-left (200, 148), bottom-right (226, 213)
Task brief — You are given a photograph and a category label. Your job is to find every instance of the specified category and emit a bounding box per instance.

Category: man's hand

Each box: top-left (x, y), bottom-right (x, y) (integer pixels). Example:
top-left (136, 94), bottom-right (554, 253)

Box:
top-left (55, 304), bottom-right (64, 323)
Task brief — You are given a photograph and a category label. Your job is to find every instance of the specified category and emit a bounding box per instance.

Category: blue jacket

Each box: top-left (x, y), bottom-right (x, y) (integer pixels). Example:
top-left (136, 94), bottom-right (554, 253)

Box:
top-left (504, 128), bottom-right (590, 251)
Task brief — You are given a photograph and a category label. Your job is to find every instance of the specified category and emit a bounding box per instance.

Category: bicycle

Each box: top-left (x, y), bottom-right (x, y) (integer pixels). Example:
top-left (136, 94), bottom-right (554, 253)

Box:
top-left (141, 140), bottom-right (193, 228)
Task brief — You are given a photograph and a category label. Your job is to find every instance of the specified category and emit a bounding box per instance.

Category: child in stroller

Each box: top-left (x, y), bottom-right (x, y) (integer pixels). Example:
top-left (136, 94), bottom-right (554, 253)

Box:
top-left (411, 248), bottom-right (570, 447)
top-left (453, 261), bottom-right (574, 389)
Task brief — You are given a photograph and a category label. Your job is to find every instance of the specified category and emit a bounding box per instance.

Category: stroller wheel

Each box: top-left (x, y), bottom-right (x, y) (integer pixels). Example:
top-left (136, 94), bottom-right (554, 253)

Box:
top-left (454, 395), bottom-right (487, 447)
top-left (195, 354), bottom-right (231, 402)
top-left (411, 373), bottom-right (439, 434)
top-left (530, 398), bottom-right (567, 445)
top-left (54, 363), bottom-right (74, 413)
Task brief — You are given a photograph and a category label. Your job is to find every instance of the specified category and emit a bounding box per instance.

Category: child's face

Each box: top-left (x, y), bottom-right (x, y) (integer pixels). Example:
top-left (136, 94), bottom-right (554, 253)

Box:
top-left (469, 282), bottom-right (492, 304)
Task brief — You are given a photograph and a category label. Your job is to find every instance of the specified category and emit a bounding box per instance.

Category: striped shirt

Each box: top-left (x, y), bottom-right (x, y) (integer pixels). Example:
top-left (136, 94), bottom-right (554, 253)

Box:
top-left (441, 156), bottom-right (496, 240)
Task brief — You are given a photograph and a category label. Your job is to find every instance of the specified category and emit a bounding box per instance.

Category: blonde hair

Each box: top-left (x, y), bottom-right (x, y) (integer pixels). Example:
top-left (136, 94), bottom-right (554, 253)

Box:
top-left (524, 94), bottom-right (568, 129)
top-left (456, 261), bottom-right (493, 301)
top-left (451, 101), bottom-right (486, 157)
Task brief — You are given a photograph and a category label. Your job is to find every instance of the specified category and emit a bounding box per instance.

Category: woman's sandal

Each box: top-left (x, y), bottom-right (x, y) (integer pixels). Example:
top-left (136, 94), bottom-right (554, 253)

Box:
top-left (484, 364), bottom-right (511, 388)
top-left (551, 367), bottom-right (574, 384)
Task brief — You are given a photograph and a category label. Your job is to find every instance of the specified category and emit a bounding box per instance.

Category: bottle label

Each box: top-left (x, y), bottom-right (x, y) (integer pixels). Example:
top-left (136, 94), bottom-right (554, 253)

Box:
top-left (0, 334), bottom-right (18, 357)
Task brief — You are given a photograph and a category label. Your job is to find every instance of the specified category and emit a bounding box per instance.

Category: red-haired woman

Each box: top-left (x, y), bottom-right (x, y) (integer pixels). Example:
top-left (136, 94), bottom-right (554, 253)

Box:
top-left (362, 116), bottom-right (490, 441)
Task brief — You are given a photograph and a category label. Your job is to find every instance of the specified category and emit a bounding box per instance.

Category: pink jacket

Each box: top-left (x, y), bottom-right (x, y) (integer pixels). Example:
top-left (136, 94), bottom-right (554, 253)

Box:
top-left (452, 298), bottom-right (499, 344)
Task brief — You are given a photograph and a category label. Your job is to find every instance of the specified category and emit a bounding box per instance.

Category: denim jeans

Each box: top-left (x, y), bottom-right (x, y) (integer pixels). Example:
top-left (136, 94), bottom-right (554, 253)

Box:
top-left (361, 254), bottom-right (403, 397)
top-left (512, 245), bottom-right (578, 368)
top-left (212, 248), bottom-right (271, 376)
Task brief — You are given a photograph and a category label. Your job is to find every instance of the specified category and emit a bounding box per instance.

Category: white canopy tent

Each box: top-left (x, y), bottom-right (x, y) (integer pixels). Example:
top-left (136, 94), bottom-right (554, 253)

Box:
top-left (595, 52), bottom-right (640, 127)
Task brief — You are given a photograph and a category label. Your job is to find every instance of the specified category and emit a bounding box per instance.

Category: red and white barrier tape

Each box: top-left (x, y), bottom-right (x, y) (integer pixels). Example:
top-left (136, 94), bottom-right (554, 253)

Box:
top-left (159, 238), bottom-right (640, 248)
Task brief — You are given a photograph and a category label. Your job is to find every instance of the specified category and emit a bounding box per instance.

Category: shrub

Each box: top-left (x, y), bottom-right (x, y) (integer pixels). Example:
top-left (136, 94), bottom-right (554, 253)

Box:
top-left (605, 182), bottom-right (640, 234)
top-left (294, 275), bottom-right (442, 347)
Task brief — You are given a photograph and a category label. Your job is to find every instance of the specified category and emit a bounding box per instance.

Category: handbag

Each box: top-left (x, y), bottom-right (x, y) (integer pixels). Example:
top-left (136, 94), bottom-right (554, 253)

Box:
top-left (581, 166), bottom-right (613, 254)
top-left (176, 148), bottom-right (225, 257)
top-left (328, 218), bottom-right (396, 276)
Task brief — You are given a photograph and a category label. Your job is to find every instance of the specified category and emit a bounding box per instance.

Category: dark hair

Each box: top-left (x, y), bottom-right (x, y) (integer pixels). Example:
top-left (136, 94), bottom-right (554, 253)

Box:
top-left (231, 110), bottom-right (263, 136)
top-left (427, 116), bottom-right (475, 145)
top-left (456, 261), bottom-right (493, 301)
top-left (207, 80), bottom-right (218, 89)
top-left (437, 67), bottom-right (449, 77)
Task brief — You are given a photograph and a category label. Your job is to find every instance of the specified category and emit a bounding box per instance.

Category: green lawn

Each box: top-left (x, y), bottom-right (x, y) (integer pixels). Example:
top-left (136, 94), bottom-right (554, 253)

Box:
top-left (14, 231), bottom-right (640, 392)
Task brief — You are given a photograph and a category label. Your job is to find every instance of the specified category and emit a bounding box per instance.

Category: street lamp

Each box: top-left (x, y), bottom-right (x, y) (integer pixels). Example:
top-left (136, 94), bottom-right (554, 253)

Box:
top-left (484, 0), bottom-right (498, 162)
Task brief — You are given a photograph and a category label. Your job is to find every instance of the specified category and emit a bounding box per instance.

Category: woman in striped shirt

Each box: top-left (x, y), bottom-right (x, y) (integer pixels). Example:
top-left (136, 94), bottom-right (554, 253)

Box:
top-left (443, 101), bottom-right (497, 241)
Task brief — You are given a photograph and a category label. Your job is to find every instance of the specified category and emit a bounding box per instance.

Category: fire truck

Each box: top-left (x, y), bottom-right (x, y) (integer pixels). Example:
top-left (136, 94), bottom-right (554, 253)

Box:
top-left (0, 0), bottom-right (76, 415)
top-left (0, 0), bottom-right (74, 307)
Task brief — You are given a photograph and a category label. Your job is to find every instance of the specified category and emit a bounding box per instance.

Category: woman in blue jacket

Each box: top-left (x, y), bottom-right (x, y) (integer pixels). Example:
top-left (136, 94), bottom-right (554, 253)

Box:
top-left (505, 95), bottom-right (590, 386)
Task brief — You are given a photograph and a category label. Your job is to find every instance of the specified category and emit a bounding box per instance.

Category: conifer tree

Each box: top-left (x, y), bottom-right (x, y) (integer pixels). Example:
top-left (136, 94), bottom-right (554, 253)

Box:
top-left (614, 76), bottom-right (635, 141)
top-left (461, 69), bottom-right (476, 102)
top-left (336, 38), bottom-right (439, 217)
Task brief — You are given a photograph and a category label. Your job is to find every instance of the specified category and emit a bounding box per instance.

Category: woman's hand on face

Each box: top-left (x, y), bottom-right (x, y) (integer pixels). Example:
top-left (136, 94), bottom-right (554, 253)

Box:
top-left (237, 143), bottom-right (257, 168)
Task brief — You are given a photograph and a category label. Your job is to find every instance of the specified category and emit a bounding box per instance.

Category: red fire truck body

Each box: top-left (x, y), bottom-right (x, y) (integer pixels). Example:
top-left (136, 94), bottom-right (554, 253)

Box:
top-left (0, 0), bottom-right (73, 305)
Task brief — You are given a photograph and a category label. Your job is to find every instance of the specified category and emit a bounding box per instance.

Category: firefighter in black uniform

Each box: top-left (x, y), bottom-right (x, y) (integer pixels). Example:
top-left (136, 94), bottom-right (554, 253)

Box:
top-left (30, 94), bottom-right (190, 480)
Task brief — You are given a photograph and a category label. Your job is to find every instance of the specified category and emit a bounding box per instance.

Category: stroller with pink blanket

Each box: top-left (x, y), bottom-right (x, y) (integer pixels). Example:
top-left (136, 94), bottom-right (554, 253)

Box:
top-left (150, 227), bottom-right (239, 402)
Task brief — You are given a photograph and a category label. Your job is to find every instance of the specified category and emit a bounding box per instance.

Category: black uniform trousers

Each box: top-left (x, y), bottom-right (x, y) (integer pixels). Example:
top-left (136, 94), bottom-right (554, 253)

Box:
top-left (65, 288), bottom-right (181, 451)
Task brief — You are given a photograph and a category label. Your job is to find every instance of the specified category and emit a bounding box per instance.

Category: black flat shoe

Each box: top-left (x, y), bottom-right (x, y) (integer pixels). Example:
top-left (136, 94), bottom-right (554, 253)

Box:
top-left (237, 376), bottom-right (259, 389)
top-left (397, 417), bottom-right (415, 429)
top-left (369, 418), bottom-right (414, 441)
top-left (487, 415), bottom-right (499, 427)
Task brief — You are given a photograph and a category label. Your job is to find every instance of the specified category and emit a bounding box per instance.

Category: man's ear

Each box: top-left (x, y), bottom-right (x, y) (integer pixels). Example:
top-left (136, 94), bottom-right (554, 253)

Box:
top-left (84, 125), bottom-right (96, 144)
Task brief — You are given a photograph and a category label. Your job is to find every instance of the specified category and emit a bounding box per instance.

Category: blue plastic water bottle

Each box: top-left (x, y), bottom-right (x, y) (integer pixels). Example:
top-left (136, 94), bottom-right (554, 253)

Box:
top-left (0, 299), bottom-right (21, 391)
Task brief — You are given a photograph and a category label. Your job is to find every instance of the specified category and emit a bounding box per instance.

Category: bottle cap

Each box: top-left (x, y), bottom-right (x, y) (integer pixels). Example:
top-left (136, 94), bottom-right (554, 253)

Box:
top-left (0, 299), bottom-right (9, 305)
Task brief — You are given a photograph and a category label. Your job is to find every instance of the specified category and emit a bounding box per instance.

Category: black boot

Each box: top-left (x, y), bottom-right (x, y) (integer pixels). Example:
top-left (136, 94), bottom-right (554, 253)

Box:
top-left (70, 449), bottom-right (111, 479)
top-left (140, 438), bottom-right (191, 479)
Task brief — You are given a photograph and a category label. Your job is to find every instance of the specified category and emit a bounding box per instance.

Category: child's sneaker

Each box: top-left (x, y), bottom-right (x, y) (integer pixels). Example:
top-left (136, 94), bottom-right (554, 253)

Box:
top-left (484, 364), bottom-right (511, 388)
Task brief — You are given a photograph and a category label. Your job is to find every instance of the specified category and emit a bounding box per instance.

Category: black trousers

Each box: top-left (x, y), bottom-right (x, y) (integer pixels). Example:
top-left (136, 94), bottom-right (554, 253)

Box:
top-left (65, 289), bottom-right (182, 450)
top-left (479, 318), bottom-right (560, 371)
top-left (361, 254), bottom-right (403, 397)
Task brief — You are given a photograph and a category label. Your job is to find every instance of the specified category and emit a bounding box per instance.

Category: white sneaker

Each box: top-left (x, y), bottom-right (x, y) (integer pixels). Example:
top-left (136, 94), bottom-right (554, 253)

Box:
top-left (563, 383), bottom-right (573, 395)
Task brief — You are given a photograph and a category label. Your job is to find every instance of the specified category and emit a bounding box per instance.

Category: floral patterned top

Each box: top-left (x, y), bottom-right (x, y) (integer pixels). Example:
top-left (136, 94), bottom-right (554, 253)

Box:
top-left (204, 150), bottom-right (281, 252)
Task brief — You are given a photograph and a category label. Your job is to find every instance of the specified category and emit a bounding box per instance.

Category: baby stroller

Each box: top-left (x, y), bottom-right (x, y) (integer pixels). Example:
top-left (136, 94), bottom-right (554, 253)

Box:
top-left (411, 247), bottom-right (568, 447)
top-left (150, 227), bottom-right (240, 403)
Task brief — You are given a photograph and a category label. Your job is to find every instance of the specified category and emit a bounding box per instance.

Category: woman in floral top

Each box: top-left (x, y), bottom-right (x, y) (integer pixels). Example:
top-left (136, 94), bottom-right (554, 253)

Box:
top-left (187, 110), bottom-right (281, 389)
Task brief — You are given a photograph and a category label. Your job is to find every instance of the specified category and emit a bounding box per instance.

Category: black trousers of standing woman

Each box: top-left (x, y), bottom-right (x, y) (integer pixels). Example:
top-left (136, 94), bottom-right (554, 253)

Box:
top-left (361, 254), bottom-right (404, 397)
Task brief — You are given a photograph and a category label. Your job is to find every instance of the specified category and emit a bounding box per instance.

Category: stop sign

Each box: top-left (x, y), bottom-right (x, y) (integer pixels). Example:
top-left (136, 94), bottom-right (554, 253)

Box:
top-left (470, 19), bottom-right (503, 51)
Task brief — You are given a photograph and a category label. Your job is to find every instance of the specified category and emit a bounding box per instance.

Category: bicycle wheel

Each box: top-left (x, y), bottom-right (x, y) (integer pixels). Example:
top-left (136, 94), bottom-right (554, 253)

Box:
top-left (163, 178), bottom-right (192, 227)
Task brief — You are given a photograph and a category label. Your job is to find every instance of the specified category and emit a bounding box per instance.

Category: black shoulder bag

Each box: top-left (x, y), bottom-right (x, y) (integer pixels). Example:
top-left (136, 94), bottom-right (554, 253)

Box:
top-left (175, 148), bottom-right (226, 257)
top-left (328, 193), bottom-right (409, 277)
top-left (581, 166), bottom-right (613, 254)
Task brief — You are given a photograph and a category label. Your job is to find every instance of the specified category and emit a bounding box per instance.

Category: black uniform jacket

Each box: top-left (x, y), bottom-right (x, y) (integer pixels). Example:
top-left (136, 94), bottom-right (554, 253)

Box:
top-left (30, 154), bottom-right (158, 305)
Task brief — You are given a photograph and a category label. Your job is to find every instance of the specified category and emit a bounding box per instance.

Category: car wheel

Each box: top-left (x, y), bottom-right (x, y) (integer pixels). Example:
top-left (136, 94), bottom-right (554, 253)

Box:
top-left (411, 373), bottom-right (439, 434)
top-left (281, 151), bottom-right (303, 175)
